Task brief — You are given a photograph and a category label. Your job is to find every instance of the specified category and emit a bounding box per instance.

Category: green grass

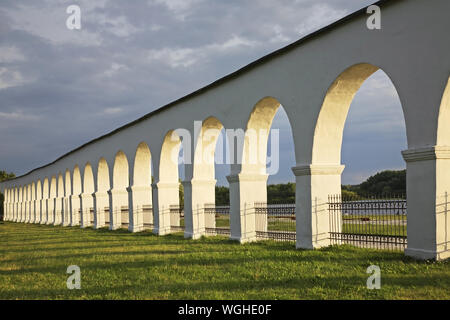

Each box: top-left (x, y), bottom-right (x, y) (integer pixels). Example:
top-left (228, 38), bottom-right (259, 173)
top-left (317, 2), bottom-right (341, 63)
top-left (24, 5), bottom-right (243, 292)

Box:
top-left (0, 221), bottom-right (448, 300)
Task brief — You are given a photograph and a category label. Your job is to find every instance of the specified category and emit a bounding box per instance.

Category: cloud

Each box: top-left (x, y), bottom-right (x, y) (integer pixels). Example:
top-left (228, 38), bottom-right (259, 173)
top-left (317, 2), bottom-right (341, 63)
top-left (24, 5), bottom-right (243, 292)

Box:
top-left (0, 67), bottom-right (31, 89)
top-left (0, 0), bottom-right (402, 187)
top-left (0, 111), bottom-right (40, 121)
top-left (0, 46), bottom-right (26, 63)
top-left (103, 107), bottom-right (124, 115)
top-left (147, 35), bottom-right (259, 68)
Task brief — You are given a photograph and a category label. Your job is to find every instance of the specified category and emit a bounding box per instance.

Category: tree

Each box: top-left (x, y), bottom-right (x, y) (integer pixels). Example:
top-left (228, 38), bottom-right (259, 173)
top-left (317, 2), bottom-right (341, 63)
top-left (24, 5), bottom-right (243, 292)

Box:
top-left (342, 170), bottom-right (406, 197)
top-left (0, 170), bottom-right (15, 182)
top-left (0, 170), bottom-right (15, 220)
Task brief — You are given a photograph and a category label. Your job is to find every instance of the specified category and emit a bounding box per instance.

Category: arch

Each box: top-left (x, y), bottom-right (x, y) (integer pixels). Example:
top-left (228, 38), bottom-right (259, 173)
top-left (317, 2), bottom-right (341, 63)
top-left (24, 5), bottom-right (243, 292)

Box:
top-left (48, 176), bottom-right (57, 224)
top-left (18, 186), bottom-right (23, 221)
top-left (130, 143), bottom-right (153, 231)
top-left (97, 158), bottom-right (111, 193)
top-left (71, 165), bottom-right (82, 226)
top-left (437, 76), bottom-right (450, 145)
top-left (73, 165), bottom-right (82, 195)
top-left (36, 180), bottom-right (42, 223)
top-left (241, 97), bottom-right (287, 175)
top-left (57, 173), bottom-right (64, 198)
top-left (311, 63), bottom-right (403, 164)
top-left (111, 151), bottom-right (130, 229)
top-left (193, 117), bottom-right (224, 181)
top-left (31, 182), bottom-right (36, 201)
top-left (133, 142), bottom-right (152, 187)
top-left (43, 178), bottom-right (49, 199)
top-left (159, 130), bottom-right (182, 183)
top-left (83, 163), bottom-right (95, 194)
top-left (95, 158), bottom-right (111, 227)
top-left (82, 163), bottom-right (95, 227)
top-left (50, 176), bottom-right (57, 198)
top-left (65, 170), bottom-right (71, 197)
top-left (113, 151), bottom-right (129, 189)
top-left (36, 180), bottom-right (42, 200)
top-left (31, 182), bottom-right (36, 222)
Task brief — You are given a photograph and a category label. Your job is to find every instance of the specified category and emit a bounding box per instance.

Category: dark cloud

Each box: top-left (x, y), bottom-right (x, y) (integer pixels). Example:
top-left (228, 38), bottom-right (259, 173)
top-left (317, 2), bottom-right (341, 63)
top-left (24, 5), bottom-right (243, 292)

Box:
top-left (0, 0), bottom-right (405, 185)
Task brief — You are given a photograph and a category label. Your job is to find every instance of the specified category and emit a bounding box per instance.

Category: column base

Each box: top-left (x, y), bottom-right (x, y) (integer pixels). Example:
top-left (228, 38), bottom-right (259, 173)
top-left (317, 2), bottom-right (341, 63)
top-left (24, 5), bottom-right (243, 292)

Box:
top-left (153, 227), bottom-right (172, 236)
top-left (405, 247), bottom-right (450, 261)
top-left (129, 224), bottom-right (144, 233)
top-left (230, 233), bottom-right (257, 244)
top-left (184, 230), bottom-right (205, 240)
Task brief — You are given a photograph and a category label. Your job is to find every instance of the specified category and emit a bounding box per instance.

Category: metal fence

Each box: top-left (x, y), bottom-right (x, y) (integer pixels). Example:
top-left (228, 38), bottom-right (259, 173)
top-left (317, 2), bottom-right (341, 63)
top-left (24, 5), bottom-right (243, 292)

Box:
top-left (255, 203), bottom-right (296, 242)
top-left (328, 194), bottom-right (407, 250)
top-left (202, 203), bottom-right (296, 241)
top-left (170, 205), bottom-right (184, 232)
top-left (204, 205), bottom-right (231, 236)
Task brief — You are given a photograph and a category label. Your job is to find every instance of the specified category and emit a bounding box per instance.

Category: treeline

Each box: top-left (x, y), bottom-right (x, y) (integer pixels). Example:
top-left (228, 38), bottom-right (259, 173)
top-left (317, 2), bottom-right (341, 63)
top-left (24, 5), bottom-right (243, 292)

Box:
top-left (214, 170), bottom-right (406, 205)
top-left (0, 170), bottom-right (16, 219)
top-left (215, 182), bottom-right (295, 205)
top-left (342, 169), bottom-right (406, 197)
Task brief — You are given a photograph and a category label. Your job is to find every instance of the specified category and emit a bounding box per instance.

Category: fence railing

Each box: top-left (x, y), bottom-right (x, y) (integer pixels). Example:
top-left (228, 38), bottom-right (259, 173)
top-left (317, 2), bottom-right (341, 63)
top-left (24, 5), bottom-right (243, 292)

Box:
top-left (204, 205), bottom-right (231, 235)
top-left (169, 205), bottom-right (184, 232)
top-left (254, 203), bottom-right (296, 242)
top-left (328, 194), bottom-right (407, 250)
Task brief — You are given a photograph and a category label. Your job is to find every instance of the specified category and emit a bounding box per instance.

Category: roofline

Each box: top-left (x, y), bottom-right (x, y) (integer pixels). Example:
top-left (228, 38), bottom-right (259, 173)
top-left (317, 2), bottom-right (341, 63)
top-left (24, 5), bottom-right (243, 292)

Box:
top-left (3, 0), bottom-right (397, 184)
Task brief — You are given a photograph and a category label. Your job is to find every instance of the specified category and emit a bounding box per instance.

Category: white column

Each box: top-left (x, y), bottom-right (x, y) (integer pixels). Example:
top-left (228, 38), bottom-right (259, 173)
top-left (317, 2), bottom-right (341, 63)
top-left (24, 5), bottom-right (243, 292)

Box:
top-left (62, 197), bottom-right (70, 226)
top-left (36, 199), bottom-right (42, 224)
top-left (108, 189), bottom-right (128, 230)
top-left (127, 186), bottom-right (152, 233)
top-left (47, 198), bottom-right (55, 224)
top-left (292, 164), bottom-right (345, 249)
top-left (41, 199), bottom-right (48, 224)
top-left (31, 200), bottom-right (36, 223)
top-left (183, 179), bottom-right (217, 239)
top-left (93, 192), bottom-right (108, 229)
top-left (152, 182), bottom-right (178, 235)
top-left (402, 146), bottom-right (450, 261)
top-left (80, 193), bottom-right (93, 228)
top-left (15, 200), bottom-right (20, 222)
top-left (54, 197), bottom-right (63, 225)
top-left (27, 201), bottom-right (32, 223)
top-left (227, 173), bottom-right (268, 243)
top-left (69, 194), bottom-right (80, 226)
top-left (23, 199), bottom-right (28, 223)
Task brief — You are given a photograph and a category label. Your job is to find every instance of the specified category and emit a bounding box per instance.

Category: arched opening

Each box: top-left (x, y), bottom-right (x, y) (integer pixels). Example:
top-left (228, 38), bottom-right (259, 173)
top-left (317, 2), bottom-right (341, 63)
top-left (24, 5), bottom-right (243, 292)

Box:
top-left (311, 63), bottom-right (407, 250)
top-left (111, 151), bottom-right (130, 229)
top-left (18, 186), bottom-right (23, 222)
top-left (36, 180), bottom-right (42, 223)
top-left (55, 173), bottom-right (64, 225)
top-left (131, 142), bottom-right (153, 232)
top-left (233, 97), bottom-right (296, 243)
top-left (42, 178), bottom-right (49, 224)
top-left (82, 163), bottom-right (95, 227)
top-left (158, 130), bottom-right (183, 234)
top-left (49, 176), bottom-right (57, 224)
top-left (192, 117), bottom-right (227, 236)
top-left (72, 165), bottom-right (82, 226)
top-left (31, 182), bottom-right (36, 223)
top-left (64, 170), bottom-right (71, 226)
top-left (94, 158), bottom-right (110, 228)
top-left (24, 184), bottom-right (29, 223)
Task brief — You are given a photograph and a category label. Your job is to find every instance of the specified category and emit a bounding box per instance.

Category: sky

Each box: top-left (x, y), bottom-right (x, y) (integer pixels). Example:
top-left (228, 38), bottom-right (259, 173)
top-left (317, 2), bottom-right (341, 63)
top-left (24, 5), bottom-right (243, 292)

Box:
top-left (0, 0), bottom-right (407, 186)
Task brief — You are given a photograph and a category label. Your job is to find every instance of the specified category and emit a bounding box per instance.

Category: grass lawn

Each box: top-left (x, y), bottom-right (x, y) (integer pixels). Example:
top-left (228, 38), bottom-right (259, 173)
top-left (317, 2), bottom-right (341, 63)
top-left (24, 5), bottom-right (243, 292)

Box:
top-left (0, 221), bottom-right (448, 300)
